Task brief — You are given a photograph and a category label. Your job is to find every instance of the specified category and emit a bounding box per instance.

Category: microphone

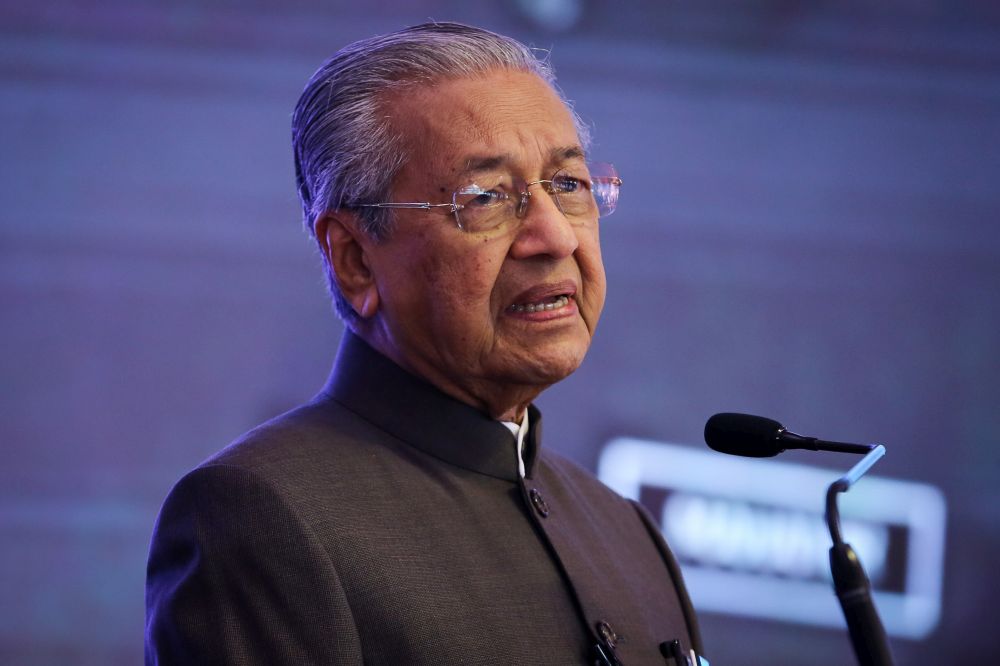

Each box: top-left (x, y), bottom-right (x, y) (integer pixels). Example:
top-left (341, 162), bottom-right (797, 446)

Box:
top-left (704, 412), bottom-right (874, 457)
top-left (703, 411), bottom-right (894, 666)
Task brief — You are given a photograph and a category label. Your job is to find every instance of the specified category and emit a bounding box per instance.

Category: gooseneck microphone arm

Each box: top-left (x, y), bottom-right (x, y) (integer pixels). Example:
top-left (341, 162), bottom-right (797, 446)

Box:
top-left (826, 445), bottom-right (893, 666)
top-left (704, 413), bottom-right (895, 666)
top-left (825, 445), bottom-right (885, 542)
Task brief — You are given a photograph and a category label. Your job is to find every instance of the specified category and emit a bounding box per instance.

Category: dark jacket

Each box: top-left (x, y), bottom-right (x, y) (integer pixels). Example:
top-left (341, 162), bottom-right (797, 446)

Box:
top-left (145, 332), bottom-right (702, 664)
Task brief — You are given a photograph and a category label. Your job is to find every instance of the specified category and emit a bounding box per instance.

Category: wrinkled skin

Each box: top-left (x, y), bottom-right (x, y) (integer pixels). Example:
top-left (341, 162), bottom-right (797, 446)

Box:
top-left (319, 70), bottom-right (607, 421)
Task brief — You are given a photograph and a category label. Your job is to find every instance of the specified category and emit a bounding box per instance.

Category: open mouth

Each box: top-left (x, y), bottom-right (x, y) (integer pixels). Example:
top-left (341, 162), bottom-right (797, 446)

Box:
top-left (508, 294), bottom-right (572, 314)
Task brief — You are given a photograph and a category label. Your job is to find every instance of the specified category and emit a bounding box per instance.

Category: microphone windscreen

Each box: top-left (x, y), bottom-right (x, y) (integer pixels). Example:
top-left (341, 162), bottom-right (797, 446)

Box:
top-left (705, 412), bottom-right (785, 457)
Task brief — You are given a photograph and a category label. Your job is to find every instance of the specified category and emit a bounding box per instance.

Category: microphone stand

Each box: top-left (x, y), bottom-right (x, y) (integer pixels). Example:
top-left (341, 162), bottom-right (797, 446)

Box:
top-left (825, 445), bottom-right (895, 666)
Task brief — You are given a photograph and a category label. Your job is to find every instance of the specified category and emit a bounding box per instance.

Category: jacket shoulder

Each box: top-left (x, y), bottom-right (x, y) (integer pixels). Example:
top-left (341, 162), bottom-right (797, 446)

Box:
top-left (200, 395), bottom-right (384, 479)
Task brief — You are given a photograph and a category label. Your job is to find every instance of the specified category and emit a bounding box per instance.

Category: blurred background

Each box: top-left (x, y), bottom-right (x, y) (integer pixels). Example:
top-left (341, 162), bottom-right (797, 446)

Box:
top-left (2, 1), bottom-right (999, 663)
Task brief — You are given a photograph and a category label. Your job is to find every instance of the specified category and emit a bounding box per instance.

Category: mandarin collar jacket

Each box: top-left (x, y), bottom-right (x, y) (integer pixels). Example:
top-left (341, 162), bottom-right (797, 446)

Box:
top-left (145, 331), bottom-right (703, 665)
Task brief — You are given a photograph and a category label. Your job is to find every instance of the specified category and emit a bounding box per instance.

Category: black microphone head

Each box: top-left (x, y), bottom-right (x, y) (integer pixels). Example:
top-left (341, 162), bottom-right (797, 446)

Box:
top-left (705, 412), bottom-right (786, 457)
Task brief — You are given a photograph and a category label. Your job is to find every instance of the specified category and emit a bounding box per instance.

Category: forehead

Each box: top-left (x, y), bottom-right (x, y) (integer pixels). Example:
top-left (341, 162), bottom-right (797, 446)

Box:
top-left (385, 70), bottom-right (583, 184)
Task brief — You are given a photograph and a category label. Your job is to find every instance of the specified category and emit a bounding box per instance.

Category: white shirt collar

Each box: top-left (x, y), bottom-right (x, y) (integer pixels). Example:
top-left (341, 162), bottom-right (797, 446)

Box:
top-left (499, 410), bottom-right (530, 478)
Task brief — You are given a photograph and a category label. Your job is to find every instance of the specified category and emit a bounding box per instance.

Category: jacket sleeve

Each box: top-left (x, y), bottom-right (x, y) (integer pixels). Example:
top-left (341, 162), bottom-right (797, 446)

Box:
top-left (144, 464), bottom-right (362, 666)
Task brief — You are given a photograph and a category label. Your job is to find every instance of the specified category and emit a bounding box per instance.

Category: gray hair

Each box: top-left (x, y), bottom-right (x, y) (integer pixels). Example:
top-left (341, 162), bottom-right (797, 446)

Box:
top-left (291, 21), bottom-right (590, 321)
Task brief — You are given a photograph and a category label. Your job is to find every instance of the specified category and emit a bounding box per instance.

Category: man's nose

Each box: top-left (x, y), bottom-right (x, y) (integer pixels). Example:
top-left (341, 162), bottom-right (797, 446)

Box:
top-left (508, 184), bottom-right (580, 260)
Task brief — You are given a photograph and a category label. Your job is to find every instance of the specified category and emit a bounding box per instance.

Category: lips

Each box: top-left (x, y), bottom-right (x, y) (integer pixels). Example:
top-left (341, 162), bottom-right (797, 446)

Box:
top-left (506, 281), bottom-right (577, 314)
top-left (509, 295), bottom-right (570, 313)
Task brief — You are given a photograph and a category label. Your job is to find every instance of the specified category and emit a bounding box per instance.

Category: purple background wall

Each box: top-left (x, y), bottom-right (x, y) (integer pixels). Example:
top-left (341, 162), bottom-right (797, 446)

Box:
top-left (2, 1), bottom-right (998, 663)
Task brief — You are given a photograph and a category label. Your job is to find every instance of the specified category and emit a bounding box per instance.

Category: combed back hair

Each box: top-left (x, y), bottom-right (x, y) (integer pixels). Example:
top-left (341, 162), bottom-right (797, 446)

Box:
top-left (291, 21), bottom-right (591, 321)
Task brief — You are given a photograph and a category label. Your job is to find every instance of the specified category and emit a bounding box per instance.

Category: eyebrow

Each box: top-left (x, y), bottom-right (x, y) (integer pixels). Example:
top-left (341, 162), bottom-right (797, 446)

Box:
top-left (459, 145), bottom-right (587, 178)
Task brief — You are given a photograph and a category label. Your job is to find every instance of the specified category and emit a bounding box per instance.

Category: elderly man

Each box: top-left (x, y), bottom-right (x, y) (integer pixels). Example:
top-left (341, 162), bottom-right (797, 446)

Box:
top-left (145, 22), bottom-right (703, 665)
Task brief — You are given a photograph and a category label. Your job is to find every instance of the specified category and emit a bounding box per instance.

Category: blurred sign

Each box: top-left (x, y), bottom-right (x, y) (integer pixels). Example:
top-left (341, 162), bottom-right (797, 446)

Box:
top-left (597, 437), bottom-right (946, 639)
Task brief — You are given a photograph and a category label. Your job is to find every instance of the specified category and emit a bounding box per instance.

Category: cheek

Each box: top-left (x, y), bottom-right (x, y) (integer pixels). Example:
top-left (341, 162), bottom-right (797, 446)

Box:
top-left (578, 233), bottom-right (607, 313)
top-left (398, 230), bottom-right (452, 290)
top-left (420, 247), bottom-right (505, 313)
top-left (417, 252), bottom-right (446, 291)
top-left (579, 228), bottom-right (605, 278)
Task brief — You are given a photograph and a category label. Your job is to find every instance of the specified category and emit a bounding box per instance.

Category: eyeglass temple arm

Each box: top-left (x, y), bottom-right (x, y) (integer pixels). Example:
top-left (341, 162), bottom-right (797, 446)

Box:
top-left (353, 202), bottom-right (458, 211)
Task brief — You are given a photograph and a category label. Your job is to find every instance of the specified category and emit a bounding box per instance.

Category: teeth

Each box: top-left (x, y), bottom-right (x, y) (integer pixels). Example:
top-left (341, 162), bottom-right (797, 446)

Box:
top-left (510, 295), bottom-right (570, 313)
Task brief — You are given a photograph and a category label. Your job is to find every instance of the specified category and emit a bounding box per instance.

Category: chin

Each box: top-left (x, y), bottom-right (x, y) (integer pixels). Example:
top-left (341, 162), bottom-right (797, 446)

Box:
top-left (512, 344), bottom-right (589, 387)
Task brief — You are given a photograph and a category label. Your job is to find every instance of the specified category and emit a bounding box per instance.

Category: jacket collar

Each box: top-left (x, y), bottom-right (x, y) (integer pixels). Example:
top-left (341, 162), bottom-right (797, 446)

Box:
top-left (317, 330), bottom-right (541, 482)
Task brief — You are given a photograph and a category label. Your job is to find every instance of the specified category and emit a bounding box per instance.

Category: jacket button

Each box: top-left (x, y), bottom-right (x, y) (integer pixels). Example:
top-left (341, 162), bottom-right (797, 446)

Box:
top-left (529, 488), bottom-right (550, 517)
top-left (595, 620), bottom-right (618, 648)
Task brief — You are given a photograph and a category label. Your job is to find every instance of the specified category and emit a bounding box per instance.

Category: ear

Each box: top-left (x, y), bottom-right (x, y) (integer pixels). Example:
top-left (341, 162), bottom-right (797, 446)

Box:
top-left (314, 213), bottom-right (380, 319)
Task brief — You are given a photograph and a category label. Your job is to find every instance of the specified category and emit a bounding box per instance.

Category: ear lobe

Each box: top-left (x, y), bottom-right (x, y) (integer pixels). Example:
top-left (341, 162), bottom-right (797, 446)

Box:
top-left (315, 213), bottom-right (380, 319)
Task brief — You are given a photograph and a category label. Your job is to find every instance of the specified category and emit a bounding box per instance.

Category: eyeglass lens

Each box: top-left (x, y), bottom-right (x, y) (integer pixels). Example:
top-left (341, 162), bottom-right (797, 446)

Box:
top-left (452, 162), bottom-right (620, 233)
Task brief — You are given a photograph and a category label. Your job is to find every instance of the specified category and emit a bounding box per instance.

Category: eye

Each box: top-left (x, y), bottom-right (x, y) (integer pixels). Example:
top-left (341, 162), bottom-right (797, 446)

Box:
top-left (456, 184), bottom-right (508, 209)
top-left (551, 173), bottom-right (588, 194)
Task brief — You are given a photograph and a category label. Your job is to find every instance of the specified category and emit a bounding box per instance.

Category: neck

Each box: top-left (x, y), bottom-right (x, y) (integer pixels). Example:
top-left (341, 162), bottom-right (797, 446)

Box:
top-left (355, 326), bottom-right (543, 422)
top-left (495, 403), bottom-right (530, 423)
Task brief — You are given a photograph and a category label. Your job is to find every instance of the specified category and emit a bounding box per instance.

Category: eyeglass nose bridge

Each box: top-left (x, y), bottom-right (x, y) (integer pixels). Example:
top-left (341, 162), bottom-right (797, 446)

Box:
top-left (515, 178), bottom-right (556, 218)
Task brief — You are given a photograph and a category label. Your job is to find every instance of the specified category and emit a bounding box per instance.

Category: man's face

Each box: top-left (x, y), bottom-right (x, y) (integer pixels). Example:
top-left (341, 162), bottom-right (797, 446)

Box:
top-left (359, 69), bottom-right (607, 418)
